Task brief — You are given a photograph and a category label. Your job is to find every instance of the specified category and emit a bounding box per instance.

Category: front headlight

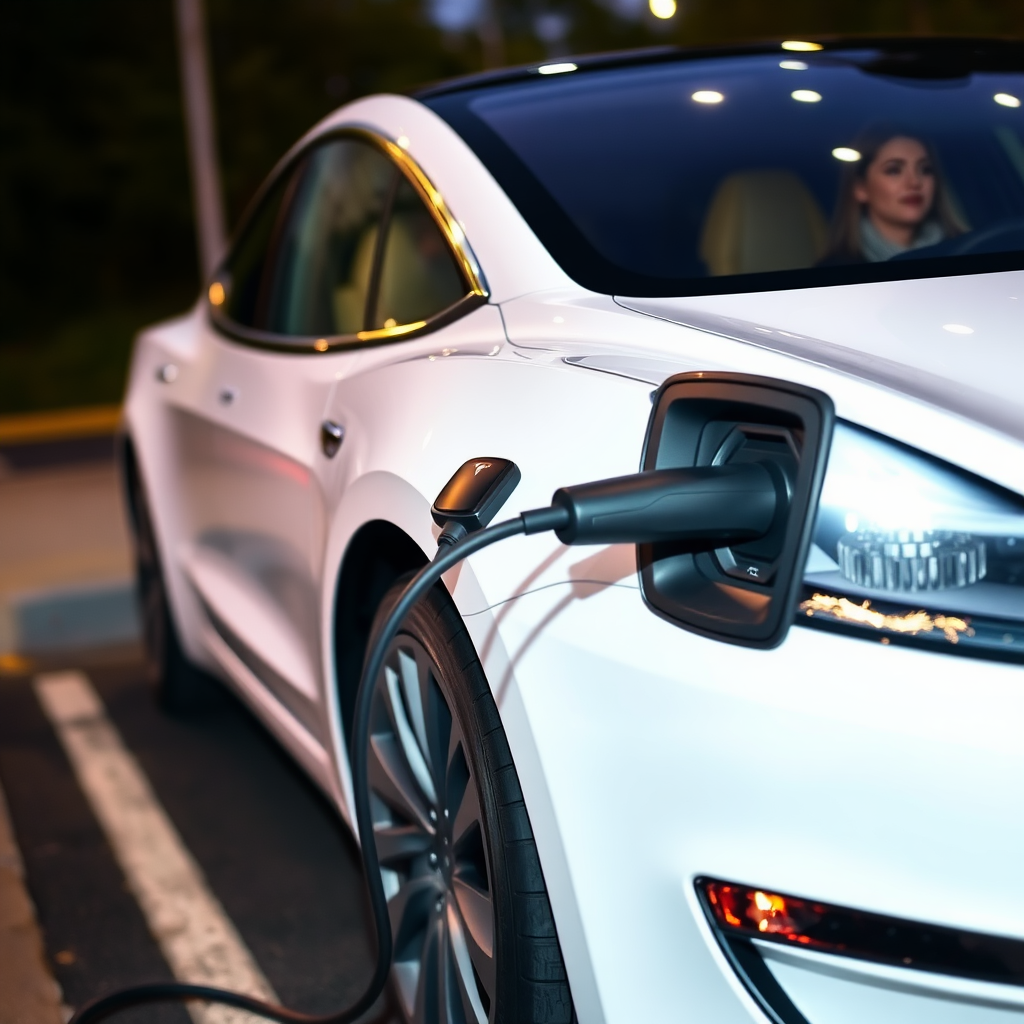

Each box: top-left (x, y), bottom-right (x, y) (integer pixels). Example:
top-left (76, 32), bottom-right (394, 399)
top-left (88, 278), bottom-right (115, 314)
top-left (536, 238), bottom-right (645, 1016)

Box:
top-left (800, 422), bottom-right (1024, 660)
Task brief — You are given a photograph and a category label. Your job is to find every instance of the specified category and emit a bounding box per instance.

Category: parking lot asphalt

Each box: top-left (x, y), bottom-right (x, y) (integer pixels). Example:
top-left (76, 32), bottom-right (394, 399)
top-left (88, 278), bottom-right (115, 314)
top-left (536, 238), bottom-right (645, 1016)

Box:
top-left (0, 425), bottom-right (398, 1024)
top-left (0, 650), bottom-right (399, 1024)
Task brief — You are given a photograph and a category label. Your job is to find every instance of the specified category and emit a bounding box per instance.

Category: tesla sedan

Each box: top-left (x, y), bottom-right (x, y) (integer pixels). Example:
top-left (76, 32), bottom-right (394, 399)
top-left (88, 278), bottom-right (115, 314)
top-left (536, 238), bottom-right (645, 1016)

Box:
top-left (123, 38), bottom-right (1024, 1024)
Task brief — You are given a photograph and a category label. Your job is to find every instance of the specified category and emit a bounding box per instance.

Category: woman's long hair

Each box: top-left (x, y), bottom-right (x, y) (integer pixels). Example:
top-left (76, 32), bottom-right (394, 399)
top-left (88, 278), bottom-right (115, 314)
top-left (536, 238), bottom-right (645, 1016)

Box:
top-left (826, 125), bottom-right (966, 261)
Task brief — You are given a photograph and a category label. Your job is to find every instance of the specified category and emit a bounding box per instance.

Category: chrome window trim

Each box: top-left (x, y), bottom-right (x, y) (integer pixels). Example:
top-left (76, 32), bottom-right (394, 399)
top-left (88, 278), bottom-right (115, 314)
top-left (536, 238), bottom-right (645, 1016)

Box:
top-left (207, 125), bottom-right (489, 354)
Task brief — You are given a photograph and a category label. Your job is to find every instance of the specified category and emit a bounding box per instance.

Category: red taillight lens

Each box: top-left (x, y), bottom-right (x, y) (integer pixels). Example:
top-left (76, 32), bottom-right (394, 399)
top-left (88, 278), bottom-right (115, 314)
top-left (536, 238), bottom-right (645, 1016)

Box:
top-left (696, 876), bottom-right (1024, 989)
top-left (702, 880), bottom-right (824, 943)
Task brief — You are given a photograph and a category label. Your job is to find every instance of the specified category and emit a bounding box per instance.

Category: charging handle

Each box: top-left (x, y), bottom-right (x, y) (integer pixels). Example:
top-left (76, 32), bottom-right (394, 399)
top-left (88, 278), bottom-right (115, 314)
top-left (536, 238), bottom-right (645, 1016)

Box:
top-left (431, 458), bottom-right (522, 546)
top-left (544, 463), bottom-right (779, 547)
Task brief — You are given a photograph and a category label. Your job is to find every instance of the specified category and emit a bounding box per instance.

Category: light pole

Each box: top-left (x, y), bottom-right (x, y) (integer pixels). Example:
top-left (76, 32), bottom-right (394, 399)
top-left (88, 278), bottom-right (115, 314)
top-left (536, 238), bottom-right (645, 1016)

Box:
top-left (174, 0), bottom-right (227, 283)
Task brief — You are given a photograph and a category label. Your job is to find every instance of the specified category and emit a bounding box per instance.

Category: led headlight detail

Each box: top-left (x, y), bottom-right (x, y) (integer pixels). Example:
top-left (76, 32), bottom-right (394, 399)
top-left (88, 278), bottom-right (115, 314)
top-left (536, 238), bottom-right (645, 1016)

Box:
top-left (837, 529), bottom-right (986, 592)
top-left (801, 422), bottom-right (1024, 660)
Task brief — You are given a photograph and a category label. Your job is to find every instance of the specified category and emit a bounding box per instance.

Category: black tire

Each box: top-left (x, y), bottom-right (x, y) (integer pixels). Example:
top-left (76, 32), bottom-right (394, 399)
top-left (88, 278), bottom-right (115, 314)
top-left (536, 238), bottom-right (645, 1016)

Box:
top-left (366, 578), bottom-right (574, 1024)
top-left (131, 473), bottom-right (211, 714)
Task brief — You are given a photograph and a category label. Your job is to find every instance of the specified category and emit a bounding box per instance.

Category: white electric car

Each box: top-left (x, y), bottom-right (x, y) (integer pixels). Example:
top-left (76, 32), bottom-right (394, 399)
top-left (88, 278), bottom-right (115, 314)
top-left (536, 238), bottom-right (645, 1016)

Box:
top-left (123, 39), bottom-right (1024, 1024)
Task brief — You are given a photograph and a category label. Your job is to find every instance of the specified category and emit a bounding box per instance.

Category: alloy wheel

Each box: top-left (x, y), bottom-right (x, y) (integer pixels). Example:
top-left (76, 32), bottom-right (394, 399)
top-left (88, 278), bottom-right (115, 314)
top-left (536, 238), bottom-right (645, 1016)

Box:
top-left (368, 635), bottom-right (497, 1024)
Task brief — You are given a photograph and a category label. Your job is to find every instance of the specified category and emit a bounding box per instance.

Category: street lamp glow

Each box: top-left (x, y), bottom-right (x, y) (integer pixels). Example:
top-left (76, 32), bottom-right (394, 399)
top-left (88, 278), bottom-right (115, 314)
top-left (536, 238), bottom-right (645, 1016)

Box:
top-left (779, 60), bottom-right (808, 70)
top-left (692, 90), bottom-right (724, 104)
top-left (832, 147), bottom-right (861, 162)
top-left (649, 0), bottom-right (677, 18)
top-left (792, 89), bottom-right (822, 103)
top-left (781, 40), bottom-right (823, 52)
top-left (537, 62), bottom-right (578, 75)
top-left (995, 93), bottom-right (1021, 108)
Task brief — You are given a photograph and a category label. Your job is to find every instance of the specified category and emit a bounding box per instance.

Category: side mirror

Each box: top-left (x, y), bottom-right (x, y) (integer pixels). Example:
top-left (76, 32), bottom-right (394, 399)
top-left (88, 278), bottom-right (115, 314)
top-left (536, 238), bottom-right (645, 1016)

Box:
top-left (638, 372), bottom-right (834, 649)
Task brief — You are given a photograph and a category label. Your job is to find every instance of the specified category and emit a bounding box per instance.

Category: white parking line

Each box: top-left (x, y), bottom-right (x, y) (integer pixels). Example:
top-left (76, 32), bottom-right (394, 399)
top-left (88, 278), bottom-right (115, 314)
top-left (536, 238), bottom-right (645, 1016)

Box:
top-left (34, 671), bottom-right (278, 1024)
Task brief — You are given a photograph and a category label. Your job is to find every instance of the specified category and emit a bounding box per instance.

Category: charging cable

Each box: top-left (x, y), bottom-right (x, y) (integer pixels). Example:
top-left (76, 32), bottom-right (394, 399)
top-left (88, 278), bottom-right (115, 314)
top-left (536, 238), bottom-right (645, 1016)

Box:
top-left (70, 458), bottom-right (777, 1023)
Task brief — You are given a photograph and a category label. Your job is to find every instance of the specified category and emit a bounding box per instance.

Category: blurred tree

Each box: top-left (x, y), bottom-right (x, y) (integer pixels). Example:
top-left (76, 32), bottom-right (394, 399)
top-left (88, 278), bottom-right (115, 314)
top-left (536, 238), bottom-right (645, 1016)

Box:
top-left (0, 1), bottom-right (199, 413)
top-left (674, 0), bottom-right (1024, 44)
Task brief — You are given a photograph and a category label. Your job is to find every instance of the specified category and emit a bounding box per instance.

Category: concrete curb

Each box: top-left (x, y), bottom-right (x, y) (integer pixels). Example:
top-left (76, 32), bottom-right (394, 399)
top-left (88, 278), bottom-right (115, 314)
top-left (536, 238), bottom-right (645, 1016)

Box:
top-left (0, 581), bottom-right (140, 658)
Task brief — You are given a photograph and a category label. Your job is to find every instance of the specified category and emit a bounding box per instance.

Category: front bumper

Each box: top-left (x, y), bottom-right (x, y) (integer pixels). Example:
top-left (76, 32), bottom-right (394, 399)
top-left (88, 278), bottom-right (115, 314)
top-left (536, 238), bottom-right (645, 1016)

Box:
top-left (469, 579), bottom-right (1024, 1024)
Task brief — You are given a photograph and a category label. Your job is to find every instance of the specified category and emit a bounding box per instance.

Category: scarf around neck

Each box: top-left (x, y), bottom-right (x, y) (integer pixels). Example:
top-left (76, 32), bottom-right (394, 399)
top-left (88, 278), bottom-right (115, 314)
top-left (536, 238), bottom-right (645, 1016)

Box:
top-left (860, 214), bottom-right (944, 263)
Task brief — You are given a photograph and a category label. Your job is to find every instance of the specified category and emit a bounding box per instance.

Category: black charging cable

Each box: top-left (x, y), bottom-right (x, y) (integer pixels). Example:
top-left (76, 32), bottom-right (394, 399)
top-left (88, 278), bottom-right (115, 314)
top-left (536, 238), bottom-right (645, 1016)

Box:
top-left (68, 507), bottom-right (571, 1024)
top-left (70, 458), bottom-right (777, 1023)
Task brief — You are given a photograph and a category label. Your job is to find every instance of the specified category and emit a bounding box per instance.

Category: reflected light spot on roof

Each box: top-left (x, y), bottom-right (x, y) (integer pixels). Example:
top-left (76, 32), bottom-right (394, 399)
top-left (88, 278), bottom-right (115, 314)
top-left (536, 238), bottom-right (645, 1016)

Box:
top-left (537, 62), bottom-right (577, 75)
top-left (781, 40), bottom-right (823, 51)
top-left (692, 90), bottom-right (724, 104)
top-left (832, 147), bottom-right (861, 162)
top-left (994, 93), bottom-right (1021, 108)
top-left (779, 60), bottom-right (808, 70)
top-left (792, 89), bottom-right (822, 103)
top-left (649, 0), bottom-right (677, 18)
top-left (943, 323), bottom-right (974, 334)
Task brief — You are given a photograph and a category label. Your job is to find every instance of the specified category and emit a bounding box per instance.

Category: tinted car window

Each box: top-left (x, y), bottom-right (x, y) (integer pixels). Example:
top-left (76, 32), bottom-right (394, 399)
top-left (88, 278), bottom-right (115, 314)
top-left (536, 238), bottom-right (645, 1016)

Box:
top-left (370, 177), bottom-right (468, 329)
top-left (426, 46), bottom-right (1024, 295)
top-left (264, 139), bottom-right (396, 337)
top-left (220, 169), bottom-right (294, 330)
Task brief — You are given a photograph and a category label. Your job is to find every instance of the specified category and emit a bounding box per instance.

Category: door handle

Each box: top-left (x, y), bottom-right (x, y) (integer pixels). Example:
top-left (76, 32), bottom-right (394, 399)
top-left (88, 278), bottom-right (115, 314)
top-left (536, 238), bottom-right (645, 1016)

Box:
top-left (321, 420), bottom-right (344, 458)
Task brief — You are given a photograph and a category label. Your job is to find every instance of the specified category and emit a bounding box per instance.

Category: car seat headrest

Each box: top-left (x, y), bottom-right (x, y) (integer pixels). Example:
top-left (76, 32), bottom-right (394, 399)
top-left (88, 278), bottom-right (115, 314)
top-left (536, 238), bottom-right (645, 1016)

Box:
top-left (700, 170), bottom-right (828, 277)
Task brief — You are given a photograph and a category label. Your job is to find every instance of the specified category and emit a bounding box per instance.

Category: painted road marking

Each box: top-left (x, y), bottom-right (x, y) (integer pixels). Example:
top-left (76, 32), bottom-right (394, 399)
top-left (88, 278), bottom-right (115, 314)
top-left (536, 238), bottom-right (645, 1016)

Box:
top-left (35, 671), bottom-right (277, 1024)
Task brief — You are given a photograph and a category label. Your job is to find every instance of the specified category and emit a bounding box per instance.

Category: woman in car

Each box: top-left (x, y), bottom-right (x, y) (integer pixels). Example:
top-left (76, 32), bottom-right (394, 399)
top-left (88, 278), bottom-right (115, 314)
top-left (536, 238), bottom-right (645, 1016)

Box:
top-left (824, 127), bottom-right (965, 263)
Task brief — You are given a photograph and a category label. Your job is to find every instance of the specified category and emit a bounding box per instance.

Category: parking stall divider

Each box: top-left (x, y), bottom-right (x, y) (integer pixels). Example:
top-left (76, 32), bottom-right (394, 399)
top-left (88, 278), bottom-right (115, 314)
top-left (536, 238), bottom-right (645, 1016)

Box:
top-left (34, 670), bottom-right (278, 1024)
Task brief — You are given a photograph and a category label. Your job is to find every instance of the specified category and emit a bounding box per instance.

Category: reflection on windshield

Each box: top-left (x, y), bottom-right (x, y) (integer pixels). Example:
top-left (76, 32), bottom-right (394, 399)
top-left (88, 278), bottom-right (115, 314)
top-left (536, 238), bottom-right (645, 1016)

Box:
top-left (428, 47), bottom-right (1024, 294)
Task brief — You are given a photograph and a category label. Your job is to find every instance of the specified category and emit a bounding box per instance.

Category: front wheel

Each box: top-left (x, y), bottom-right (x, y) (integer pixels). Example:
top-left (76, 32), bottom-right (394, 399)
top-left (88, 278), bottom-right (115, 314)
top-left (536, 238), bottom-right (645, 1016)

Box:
top-left (366, 579), bottom-right (574, 1024)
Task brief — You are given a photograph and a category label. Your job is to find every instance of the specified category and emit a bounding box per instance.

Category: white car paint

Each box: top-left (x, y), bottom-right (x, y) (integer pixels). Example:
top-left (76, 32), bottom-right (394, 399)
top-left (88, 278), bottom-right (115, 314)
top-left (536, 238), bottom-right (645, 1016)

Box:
top-left (124, 90), bottom-right (1024, 1024)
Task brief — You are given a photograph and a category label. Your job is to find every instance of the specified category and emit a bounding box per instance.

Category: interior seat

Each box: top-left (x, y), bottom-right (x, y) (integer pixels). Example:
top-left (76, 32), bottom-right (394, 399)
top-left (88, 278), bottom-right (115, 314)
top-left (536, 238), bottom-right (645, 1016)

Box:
top-left (699, 169), bottom-right (828, 276)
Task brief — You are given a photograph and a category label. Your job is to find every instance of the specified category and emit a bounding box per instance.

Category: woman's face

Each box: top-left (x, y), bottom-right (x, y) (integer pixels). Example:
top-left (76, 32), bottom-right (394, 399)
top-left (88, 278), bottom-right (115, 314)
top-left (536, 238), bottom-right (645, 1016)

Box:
top-left (854, 137), bottom-right (936, 232)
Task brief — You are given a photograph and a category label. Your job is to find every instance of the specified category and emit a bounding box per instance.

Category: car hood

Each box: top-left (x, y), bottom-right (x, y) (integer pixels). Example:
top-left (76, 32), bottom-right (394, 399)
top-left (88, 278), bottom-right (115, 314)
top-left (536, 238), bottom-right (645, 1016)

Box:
top-left (616, 270), bottom-right (1024, 443)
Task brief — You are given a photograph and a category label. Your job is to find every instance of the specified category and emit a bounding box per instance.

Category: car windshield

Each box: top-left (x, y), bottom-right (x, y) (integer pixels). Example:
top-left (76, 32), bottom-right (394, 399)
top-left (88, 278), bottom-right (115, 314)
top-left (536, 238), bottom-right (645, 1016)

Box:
top-left (425, 45), bottom-right (1024, 296)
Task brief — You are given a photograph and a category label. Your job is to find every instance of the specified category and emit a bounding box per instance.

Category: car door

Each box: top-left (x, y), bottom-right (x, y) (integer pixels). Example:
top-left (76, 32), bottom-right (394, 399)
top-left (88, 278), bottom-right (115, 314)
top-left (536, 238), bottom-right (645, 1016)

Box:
top-left (169, 134), bottom-right (397, 748)
top-left (169, 130), bottom-right (484, 753)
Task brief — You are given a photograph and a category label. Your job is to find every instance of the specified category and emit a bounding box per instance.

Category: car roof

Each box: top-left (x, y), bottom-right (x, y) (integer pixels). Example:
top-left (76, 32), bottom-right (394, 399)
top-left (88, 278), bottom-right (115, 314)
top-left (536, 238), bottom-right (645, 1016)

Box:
top-left (413, 37), bottom-right (1024, 101)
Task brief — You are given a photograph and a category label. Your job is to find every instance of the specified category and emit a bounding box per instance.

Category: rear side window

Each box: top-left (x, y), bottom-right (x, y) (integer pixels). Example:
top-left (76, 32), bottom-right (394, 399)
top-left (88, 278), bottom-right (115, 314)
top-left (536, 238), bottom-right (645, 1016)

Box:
top-left (215, 134), bottom-right (476, 345)
top-left (263, 140), bottom-right (395, 336)
top-left (220, 170), bottom-right (293, 330)
top-left (370, 177), bottom-right (467, 330)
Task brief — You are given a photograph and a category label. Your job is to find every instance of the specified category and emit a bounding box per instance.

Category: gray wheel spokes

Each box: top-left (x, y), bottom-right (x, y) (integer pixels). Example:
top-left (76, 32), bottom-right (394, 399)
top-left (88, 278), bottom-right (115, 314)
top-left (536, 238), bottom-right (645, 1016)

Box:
top-left (413, 908), bottom-right (443, 1024)
top-left (449, 751), bottom-right (482, 853)
top-left (450, 876), bottom-right (495, 999)
top-left (389, 874), bottom-right (442, 954)
top-left (374, 634), bottom-right (496, 1023)
top-left (367, 732), bottom-right (434, 834)
top-left (446, 902), bottom-right (491, 1024)
top-left (382, 655), bottom-right (437, 805)
top-left (419, 654), bottom-right (452, 797)
top-left (398, 648), bottom-right (433, 772)
top-left (373, 821), bottom-right (433, 869)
